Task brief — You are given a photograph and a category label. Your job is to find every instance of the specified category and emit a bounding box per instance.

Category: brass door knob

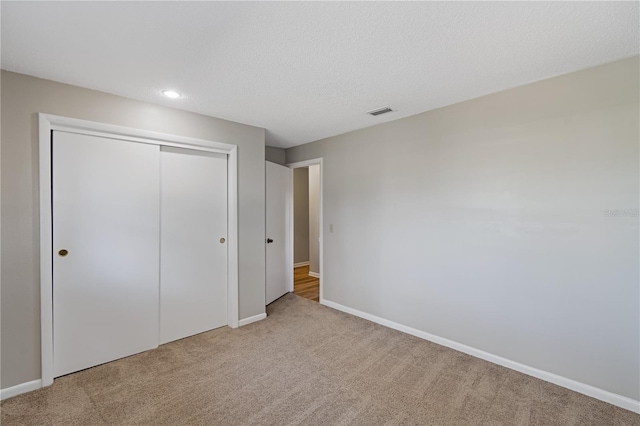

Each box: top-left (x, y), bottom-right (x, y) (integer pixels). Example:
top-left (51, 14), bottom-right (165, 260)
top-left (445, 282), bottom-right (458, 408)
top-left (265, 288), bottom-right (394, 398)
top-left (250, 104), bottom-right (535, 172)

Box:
top-left (220, 238), bottom-right (225, 244)
top-left (58, 249), bottom-right (69, 257)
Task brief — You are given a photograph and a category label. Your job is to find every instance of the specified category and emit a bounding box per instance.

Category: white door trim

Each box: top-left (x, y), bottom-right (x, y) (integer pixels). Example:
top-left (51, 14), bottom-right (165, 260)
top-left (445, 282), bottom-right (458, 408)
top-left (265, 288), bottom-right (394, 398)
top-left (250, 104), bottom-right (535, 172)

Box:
top-left (39, 113), bottom-right (240, 388)
top-left (286, 158), bottom-right (324, 303)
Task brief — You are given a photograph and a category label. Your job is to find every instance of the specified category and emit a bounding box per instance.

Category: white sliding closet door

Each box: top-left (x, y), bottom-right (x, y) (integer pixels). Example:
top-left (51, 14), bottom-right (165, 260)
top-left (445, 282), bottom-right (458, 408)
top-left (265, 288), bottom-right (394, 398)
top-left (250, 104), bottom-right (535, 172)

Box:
top-left (160, 147), bottom-right (228, 344)
top-left (53, 131), bottom-right (160, 377)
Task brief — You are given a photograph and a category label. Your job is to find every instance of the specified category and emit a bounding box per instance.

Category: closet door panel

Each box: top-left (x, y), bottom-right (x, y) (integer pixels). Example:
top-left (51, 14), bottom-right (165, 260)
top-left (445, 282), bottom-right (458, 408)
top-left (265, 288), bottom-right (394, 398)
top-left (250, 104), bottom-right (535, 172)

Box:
top-left (160, 147), bottom-right (228, 344)
top-left (53, 131), bottom-right (160, 377)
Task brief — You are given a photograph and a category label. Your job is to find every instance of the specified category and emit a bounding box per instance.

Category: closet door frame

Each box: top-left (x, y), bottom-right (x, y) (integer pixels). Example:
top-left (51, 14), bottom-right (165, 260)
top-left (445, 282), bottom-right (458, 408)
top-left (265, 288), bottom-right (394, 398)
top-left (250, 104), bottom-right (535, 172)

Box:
top-left (38, 113), bottom-right (240, 388)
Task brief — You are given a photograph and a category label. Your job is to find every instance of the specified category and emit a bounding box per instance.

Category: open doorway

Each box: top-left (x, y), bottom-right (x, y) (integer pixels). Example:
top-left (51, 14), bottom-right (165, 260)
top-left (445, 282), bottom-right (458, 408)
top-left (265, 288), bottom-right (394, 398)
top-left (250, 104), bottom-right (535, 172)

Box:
top-left (289, 160), bottom-right (322, 302)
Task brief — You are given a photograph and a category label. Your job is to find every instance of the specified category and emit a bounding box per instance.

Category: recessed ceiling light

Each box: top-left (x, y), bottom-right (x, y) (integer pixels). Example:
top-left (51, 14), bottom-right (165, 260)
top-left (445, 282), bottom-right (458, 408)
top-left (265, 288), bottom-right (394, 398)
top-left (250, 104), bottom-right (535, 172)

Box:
top-left (162, 90), bottom-right (181, 99)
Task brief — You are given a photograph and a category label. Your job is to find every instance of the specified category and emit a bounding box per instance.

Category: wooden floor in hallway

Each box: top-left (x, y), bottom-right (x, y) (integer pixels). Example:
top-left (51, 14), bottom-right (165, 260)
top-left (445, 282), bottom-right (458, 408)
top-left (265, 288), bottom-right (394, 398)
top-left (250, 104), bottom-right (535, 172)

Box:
top-left (294, 265), bottom-right (319, 302)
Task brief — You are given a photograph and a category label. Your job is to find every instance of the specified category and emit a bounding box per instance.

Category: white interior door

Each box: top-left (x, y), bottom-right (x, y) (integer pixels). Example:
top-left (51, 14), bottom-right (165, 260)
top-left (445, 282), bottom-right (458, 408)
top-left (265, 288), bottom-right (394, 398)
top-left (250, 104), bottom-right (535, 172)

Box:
top-left (160, 147), bottom-right (228, 344)
top-left (266, 161), bottom-right (289, 304)
top-left (53, 131), bottom-right (160, 377)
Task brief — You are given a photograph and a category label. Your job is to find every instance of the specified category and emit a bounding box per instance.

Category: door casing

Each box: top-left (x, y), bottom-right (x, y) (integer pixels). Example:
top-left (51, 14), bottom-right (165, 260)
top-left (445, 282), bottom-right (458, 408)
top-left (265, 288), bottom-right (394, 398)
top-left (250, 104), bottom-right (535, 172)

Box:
top-left (287, 158), bottom-right (324, 302)
top-left (39, 113), bottom-right (240, 387)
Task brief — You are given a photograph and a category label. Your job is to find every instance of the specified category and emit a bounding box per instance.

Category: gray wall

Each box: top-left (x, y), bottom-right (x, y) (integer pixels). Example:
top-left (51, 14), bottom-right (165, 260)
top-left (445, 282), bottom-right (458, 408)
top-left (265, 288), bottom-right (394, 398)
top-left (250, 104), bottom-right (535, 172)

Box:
top-left (293, 168), bottom-right (310, 264)
top-left (265, 146), bottom-right (286, 165)
top-left (1, 71), bottom-right (267, 389)
top-left (308, 165), bottom-right (320, 275)
top-left (286, 57), bottom-right (640, 400)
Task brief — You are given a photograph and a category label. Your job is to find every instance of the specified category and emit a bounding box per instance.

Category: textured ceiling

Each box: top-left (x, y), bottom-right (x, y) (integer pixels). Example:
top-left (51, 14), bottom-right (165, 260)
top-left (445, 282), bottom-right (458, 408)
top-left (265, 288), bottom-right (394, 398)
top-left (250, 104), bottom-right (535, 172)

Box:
top-left (2, 2), bottom-right (638, 148)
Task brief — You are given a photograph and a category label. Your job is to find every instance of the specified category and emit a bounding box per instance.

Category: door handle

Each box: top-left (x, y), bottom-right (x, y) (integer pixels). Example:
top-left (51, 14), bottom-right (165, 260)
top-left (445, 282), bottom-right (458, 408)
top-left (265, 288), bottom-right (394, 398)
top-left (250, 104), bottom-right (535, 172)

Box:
top-left (266, 238), bottom-right (273, 244)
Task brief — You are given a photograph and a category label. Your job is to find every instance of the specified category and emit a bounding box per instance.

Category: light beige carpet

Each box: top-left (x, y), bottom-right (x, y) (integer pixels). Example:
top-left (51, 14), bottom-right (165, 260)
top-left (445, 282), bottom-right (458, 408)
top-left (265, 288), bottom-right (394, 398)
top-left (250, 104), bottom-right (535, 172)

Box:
top-left (2, 293), bottom-right (639, 425)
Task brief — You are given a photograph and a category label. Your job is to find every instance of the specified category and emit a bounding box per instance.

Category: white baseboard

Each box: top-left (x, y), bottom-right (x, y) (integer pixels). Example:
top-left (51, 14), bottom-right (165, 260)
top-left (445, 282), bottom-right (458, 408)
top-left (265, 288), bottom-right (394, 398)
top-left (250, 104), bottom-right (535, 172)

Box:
top-left (294, 261), bottom-right (310, 268)
top-left (308, 271), bottom-right (320, 278)
top-left (1, 379), bottom-right (42, 401)
top-left (320, 299), bottom-right (640, 414)
top-left (238, 313), bottom-right (267, 327)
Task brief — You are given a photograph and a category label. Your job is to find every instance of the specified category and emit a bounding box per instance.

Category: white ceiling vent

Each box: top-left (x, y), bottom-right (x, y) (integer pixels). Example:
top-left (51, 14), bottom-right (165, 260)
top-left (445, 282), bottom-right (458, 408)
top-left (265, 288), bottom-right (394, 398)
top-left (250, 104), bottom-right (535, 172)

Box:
top-left (367, 107), bottom-right (394, 117)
